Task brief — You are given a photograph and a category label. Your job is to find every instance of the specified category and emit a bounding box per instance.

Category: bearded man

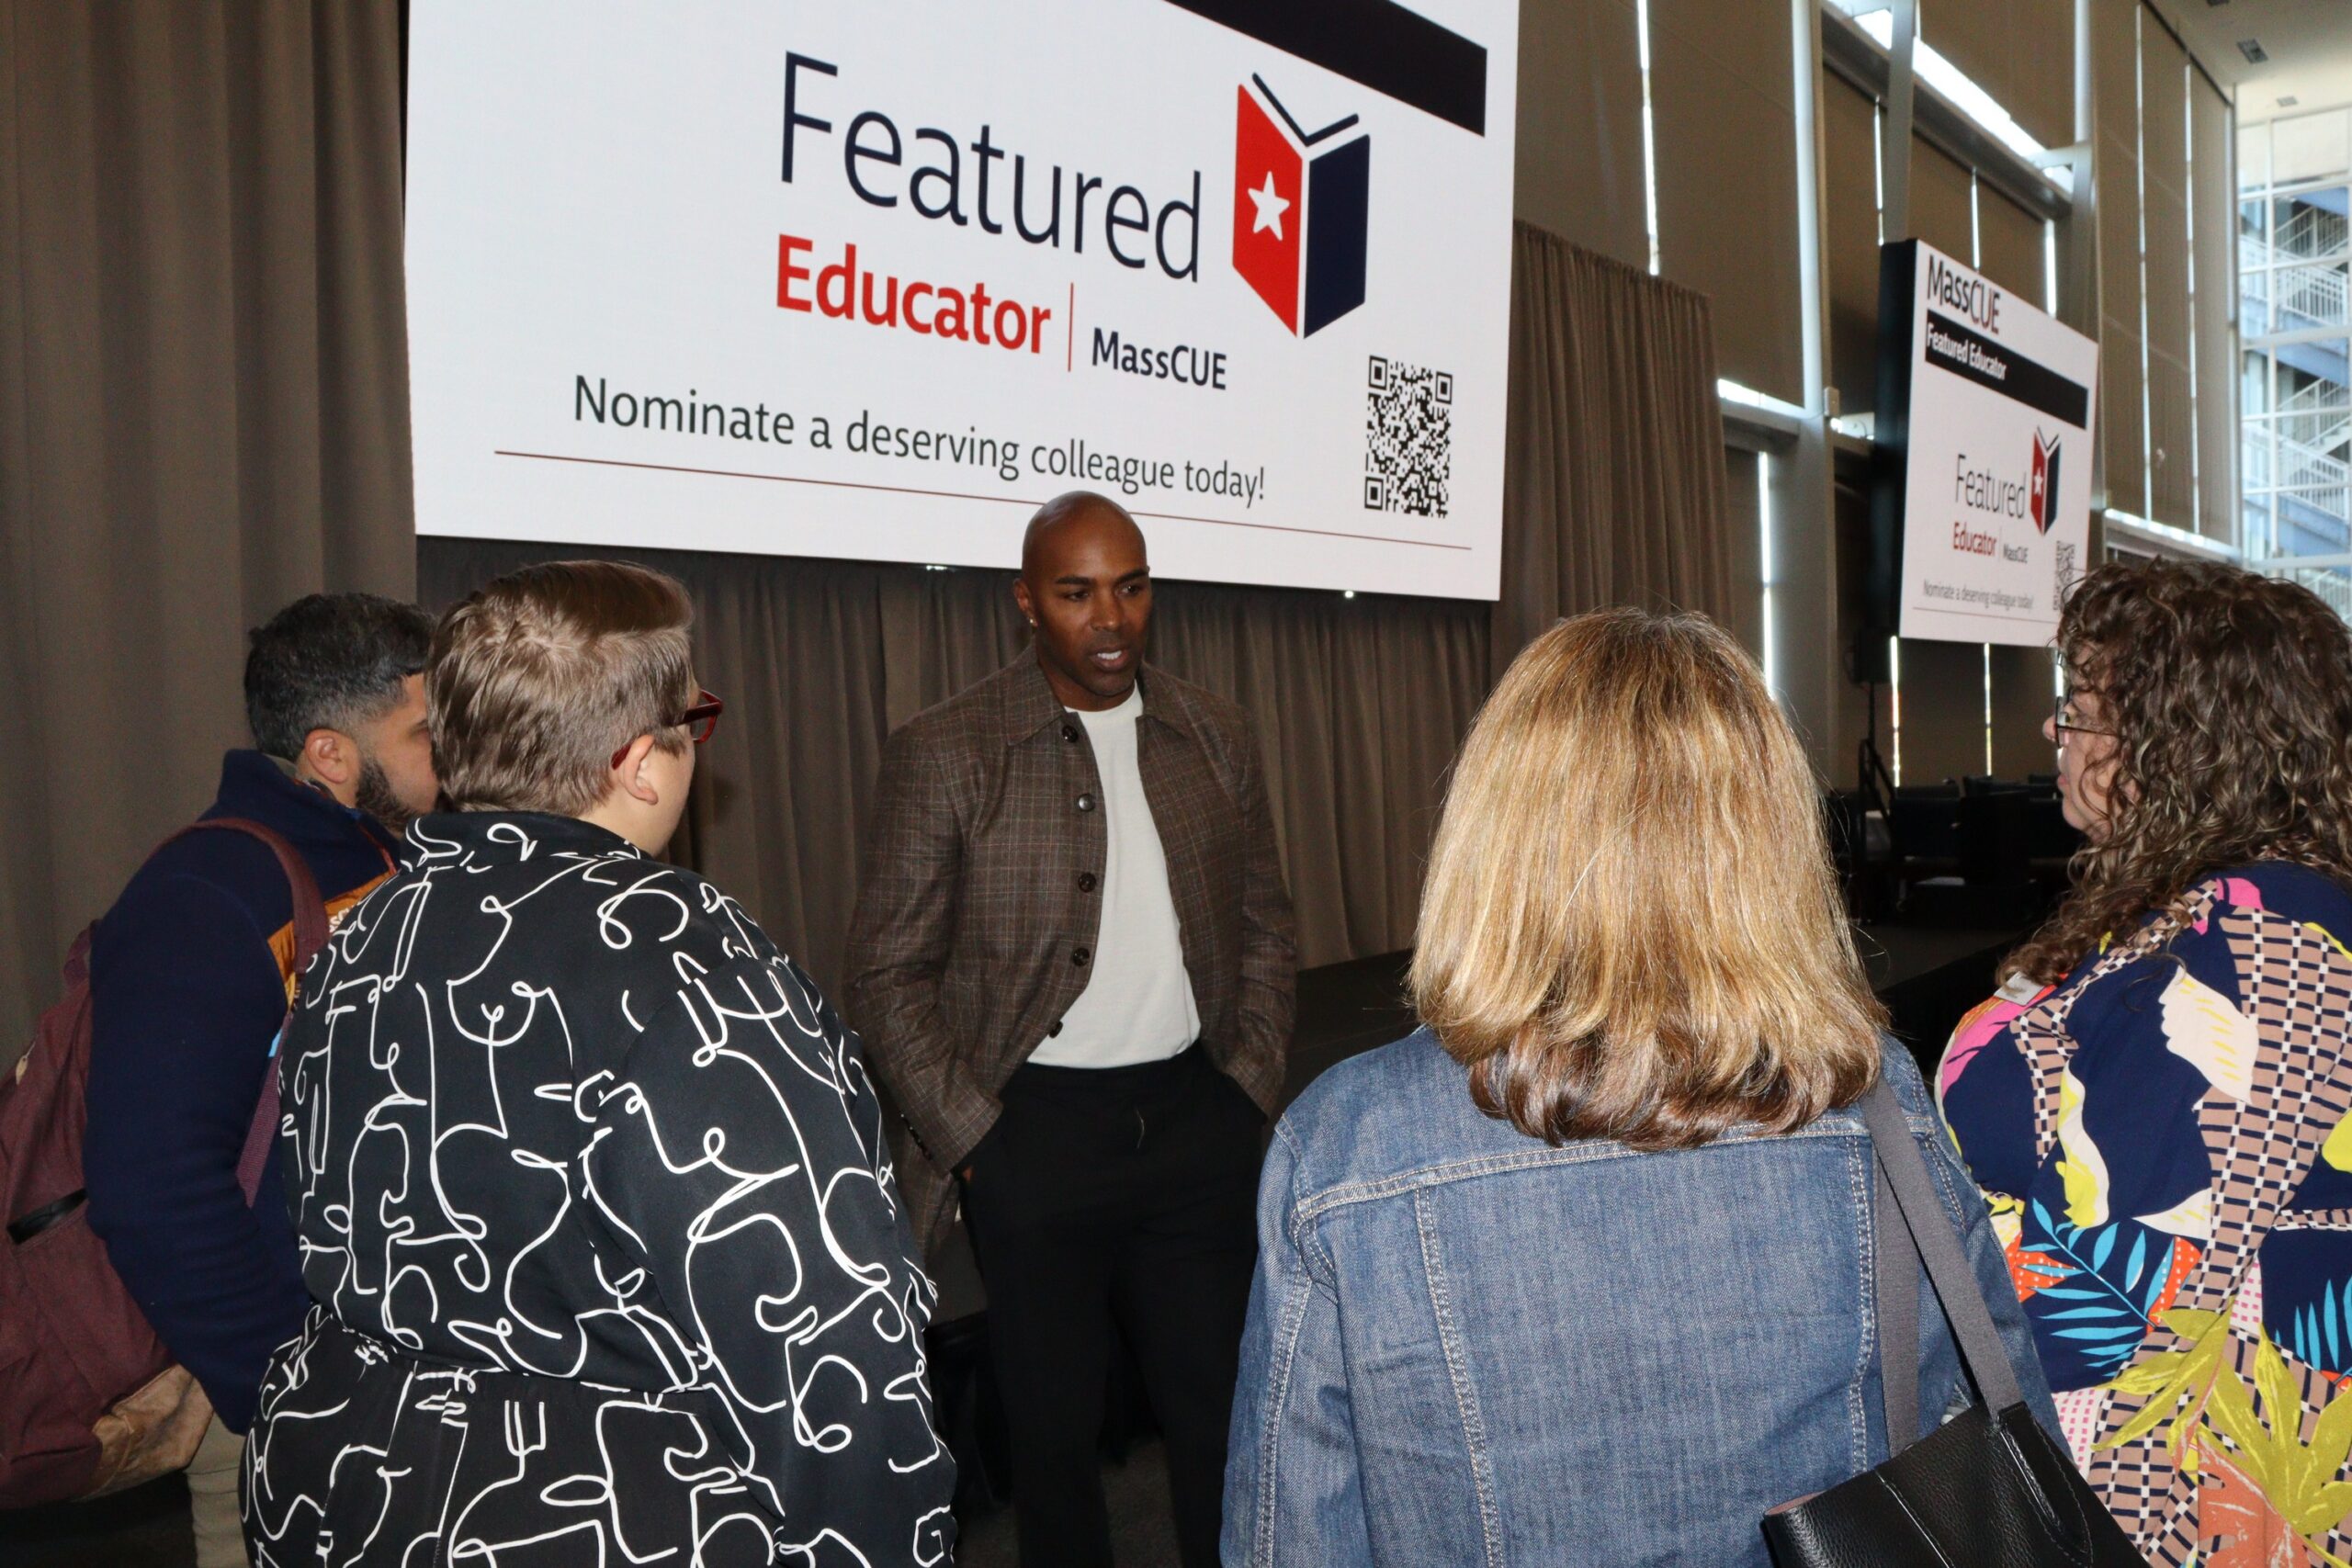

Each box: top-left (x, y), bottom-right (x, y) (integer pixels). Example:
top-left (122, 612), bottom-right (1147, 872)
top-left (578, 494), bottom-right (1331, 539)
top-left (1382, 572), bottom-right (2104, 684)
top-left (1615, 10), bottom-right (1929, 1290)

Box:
top-left (84, 592), bottom-right (437, 1568)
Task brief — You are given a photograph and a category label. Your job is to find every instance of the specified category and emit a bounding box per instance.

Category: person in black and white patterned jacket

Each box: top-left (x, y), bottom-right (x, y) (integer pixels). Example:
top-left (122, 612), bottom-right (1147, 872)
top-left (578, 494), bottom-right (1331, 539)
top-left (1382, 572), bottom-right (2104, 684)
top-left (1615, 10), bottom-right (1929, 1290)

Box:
top-left (241, 559), bottom-right (954, 1568)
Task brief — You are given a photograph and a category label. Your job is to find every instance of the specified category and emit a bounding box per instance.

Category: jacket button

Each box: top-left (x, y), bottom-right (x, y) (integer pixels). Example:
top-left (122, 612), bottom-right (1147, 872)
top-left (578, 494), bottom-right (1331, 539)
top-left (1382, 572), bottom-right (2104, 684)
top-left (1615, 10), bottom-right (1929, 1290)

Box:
top-left (1072, 945), bottom-right (1091, 966)
top-left (1076, 793), bottom-right (1096, 813)
top-left (1048, 1021), bottom-right (1064, 1036)
top-left (1061, 723), bottom-right (1080, 743)
top-left (1078, 872), bottom-right (1098, 892)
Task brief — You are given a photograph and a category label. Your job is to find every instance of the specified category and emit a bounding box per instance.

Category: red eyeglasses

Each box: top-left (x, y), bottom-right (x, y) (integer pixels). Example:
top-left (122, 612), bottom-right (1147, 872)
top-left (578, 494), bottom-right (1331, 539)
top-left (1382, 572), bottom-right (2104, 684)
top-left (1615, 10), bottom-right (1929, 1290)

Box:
top-left (610, 688), bottom-right (725, 771)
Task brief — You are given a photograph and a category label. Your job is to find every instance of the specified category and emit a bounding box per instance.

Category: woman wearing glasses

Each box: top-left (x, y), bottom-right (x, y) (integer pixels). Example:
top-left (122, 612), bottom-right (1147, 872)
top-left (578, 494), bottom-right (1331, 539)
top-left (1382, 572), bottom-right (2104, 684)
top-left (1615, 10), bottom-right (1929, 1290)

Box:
top-left (241, 561), bottom-right (954, 1566)
top-left (1940, 559), bottom-right (2352, 1564)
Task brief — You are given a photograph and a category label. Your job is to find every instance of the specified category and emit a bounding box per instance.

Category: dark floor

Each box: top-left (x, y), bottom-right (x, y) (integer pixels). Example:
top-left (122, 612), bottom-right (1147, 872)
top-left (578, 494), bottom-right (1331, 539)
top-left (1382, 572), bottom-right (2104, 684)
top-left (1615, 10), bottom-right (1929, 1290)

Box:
top-left (1, 1472), bottom-right (197, 1568)
top-left (0, 921), bottom-right (2017, 1567)
top-left (954, 1438), bottom-right (1182, 1568)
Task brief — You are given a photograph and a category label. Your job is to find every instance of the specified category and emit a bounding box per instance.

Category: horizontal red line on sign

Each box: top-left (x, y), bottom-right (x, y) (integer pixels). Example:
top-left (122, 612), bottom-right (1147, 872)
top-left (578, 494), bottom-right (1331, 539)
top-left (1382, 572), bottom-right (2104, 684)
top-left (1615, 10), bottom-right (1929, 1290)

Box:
top-left (1907, 602), bottom-right (2050, 624)
top-left (489, 449), bottom-right (1473, 552)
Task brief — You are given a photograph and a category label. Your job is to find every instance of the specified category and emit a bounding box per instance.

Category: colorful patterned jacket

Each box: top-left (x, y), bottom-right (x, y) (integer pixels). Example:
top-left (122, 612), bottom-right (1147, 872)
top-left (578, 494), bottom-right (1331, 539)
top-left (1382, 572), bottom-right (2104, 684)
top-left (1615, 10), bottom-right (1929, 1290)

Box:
top-left (1943, 863), bottom-right (2352, 1566)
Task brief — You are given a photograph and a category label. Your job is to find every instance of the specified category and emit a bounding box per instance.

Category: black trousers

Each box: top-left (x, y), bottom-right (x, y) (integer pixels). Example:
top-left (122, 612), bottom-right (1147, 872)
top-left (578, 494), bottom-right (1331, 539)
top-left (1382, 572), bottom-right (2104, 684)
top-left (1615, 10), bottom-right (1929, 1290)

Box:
top-left (960, 1044), bottom-right (1263, 1568)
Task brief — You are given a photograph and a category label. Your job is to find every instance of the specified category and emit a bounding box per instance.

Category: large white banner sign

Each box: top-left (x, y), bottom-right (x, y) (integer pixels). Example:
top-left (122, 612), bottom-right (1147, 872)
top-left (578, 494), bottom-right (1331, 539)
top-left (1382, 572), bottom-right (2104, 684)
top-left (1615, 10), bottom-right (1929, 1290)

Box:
top-left (407, 1), bottom-right (1519, 599)
top-left (1886, 239), bottom-right (2098, 646)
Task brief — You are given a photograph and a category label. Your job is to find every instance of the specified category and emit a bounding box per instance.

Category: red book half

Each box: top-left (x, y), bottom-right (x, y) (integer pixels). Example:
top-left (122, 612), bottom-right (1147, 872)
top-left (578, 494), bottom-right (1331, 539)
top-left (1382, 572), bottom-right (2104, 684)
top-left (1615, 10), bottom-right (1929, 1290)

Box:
top-left (1231, 76), bottom-right (1369, 337)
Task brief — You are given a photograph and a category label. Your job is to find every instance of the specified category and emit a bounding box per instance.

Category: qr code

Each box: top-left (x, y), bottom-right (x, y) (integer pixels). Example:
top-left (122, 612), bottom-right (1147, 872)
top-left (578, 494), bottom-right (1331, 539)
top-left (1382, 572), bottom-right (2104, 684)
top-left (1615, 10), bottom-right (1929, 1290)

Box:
top-left (2054, 539), bottom-right (2078, 605)
top-left (1365, 355), bottom-right (1452, 517)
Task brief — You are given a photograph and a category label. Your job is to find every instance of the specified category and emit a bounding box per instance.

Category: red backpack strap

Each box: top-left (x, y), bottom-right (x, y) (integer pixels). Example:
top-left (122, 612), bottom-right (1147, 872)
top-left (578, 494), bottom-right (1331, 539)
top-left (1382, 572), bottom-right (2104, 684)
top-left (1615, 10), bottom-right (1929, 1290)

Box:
top-left (164, 819), bottom-right (332, 976)
top-left (158, 818), bottom-right (333, 1205)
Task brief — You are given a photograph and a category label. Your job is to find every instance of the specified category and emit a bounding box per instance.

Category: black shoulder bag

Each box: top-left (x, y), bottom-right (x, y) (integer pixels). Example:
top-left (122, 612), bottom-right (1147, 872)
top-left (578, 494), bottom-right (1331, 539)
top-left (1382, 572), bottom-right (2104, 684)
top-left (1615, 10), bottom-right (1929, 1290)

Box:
top-left (1761, 1080), bottom-right (2149, 1566)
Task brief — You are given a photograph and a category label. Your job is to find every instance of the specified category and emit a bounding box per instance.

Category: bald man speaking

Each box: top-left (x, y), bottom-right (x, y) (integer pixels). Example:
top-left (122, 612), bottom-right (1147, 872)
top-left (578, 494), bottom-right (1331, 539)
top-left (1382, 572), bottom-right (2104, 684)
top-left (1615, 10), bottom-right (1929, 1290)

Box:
top-left (847, 492), bottom-right (1295, 1567)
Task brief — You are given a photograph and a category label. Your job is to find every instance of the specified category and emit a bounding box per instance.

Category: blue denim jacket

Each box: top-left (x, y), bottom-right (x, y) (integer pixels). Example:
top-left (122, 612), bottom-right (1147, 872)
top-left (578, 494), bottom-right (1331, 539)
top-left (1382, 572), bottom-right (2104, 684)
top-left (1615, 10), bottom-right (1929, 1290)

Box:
top-left (1222, 1031), bottom-right (2059, 1566)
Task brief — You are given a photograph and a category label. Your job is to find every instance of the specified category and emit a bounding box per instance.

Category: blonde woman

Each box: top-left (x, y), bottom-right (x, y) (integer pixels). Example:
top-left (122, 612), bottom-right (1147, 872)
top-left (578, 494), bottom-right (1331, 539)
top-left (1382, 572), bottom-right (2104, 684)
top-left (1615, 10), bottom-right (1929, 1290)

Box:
top-left (1219, 608), bottom-right (2056, 1566)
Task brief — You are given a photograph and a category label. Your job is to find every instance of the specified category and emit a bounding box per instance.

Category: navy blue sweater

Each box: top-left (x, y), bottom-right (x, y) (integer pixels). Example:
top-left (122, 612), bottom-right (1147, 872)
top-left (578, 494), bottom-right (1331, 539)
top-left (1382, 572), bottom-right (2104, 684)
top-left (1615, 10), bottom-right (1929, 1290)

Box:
top-left (85, 751), bottom-right (401, 1432)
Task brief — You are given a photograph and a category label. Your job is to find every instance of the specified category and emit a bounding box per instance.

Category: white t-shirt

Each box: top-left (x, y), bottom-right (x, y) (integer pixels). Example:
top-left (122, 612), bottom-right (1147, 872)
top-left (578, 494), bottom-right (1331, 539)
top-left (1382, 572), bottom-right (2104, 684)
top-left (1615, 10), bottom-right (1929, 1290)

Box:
top-left (1026, 685), bottom-right (1202, 1066)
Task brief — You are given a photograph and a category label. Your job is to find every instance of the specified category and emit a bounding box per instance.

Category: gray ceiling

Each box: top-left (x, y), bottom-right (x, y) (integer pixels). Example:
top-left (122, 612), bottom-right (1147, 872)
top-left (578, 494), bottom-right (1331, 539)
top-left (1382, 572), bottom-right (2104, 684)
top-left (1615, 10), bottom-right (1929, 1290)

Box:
top-left (2156, 0), bottom-right (2352, 121)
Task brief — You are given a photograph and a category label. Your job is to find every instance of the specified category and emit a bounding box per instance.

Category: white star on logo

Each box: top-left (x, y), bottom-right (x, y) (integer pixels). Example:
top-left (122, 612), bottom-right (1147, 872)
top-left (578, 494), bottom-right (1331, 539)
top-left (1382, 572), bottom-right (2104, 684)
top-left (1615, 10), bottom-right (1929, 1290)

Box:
top-left (1248, 171), bottom-right (1290, 240)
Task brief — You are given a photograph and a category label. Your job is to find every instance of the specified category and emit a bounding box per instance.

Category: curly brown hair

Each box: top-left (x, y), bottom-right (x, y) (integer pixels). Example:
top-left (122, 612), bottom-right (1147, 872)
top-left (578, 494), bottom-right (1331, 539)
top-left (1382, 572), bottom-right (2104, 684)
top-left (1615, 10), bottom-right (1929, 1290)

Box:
top-left (2009, 559), bottom-right (2352, 985)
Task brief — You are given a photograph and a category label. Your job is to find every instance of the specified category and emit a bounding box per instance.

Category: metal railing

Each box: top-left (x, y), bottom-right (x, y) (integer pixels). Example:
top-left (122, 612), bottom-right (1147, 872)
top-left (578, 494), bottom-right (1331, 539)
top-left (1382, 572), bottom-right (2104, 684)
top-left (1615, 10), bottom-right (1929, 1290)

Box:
top-left (2245, 389), bottom-right (2350, 560)
top-left (2254, 560), bottom-right (2352, 619)
top-left (2275, 262), bottom-right (2349, 332)
top-left (2277, 201), bottom-right (2350, 264)
top-left (2239, 179), bottom-right (2351, 607)
top-left (2282, 373), bottom-right (2352, 419)
top-left (2242, 197), bottom-right (2348, 332)
top-left (2248, 385), bottom-right (2348, 491)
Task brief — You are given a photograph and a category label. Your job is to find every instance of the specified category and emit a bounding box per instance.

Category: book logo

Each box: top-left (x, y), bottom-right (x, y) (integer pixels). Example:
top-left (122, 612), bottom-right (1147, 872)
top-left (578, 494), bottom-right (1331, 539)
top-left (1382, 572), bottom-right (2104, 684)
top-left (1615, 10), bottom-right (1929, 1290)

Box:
top-left (2030, 429), bottom-right (2062, 534)
top-left (1231, 76), bottom-right (1369, 336)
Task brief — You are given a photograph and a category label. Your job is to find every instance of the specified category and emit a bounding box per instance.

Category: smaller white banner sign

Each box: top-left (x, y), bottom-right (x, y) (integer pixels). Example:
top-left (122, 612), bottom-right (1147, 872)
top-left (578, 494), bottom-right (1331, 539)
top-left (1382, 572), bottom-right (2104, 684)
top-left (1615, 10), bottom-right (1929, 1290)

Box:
top-left (1892, 240), bottom-right (2098, 648)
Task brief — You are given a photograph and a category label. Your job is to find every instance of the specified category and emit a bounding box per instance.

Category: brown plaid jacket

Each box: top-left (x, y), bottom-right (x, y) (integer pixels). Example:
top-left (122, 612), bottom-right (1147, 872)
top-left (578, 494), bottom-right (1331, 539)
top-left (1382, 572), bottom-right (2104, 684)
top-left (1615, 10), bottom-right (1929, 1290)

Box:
top-left (844, 653), bottom-right (1296, 1261)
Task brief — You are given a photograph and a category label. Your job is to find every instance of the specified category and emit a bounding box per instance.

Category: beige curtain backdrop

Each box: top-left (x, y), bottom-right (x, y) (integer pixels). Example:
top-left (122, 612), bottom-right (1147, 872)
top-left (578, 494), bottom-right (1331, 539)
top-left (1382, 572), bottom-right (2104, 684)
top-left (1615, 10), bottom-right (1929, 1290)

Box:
top-left (1647, 0), bottom-right (1804, 404)
top-left (0, 39), bottom-right (1729, 1041)
top-left (411, 543), bottom-right (1492, 990)
top-left (0, 1), bottom-right (413, 1046)
top-left (414, 223), bottom-right (1729, 999)
top-left (1493, 224), bottom-right (1734, 679)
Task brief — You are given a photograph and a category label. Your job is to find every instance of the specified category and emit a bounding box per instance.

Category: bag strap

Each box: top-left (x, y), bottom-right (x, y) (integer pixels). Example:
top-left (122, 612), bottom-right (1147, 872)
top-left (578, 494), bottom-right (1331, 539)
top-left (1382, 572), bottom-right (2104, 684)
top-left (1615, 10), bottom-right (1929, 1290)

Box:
top-left (159, 818), bottom-right (331, 1205)
top-left (1873, 1158), bottom-right (1920, 1450)
top-left (164, 818), bottom-right (331, 973)
top-left (1860, 1077), bottom-right (2027, 1458)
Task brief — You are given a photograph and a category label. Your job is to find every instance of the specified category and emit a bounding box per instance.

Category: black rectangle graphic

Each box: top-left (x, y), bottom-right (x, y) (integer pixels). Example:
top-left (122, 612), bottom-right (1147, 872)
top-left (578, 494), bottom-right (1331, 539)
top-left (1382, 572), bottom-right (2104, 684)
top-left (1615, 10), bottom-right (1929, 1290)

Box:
top-left (1920, 310), bottom-right (2089, 428)
top-left (1161, 0), bottom-right (1487, 135)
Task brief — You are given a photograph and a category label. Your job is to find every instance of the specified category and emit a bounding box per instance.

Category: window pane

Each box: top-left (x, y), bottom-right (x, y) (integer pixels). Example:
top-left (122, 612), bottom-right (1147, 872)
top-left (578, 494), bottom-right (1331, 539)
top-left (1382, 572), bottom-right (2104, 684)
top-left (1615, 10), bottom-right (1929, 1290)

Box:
top-left (2276, 260), bottom-right (2350, 330)
top-left (2242, 122), bottom-right (2272, 194)
top-left (2245, 267), bottom-right (2272, 333)
top-left (2238, 128), bottom-right (2351, 578)
top-left (2244, 421), bottom-right (2275, 491)
top-left (2269, 565), bottom-right (2352, 617)
top-left (2272, 490), bottom-right (2351, 558)
top-left (2273, 187), bottom-right (2350, 262)
top-left (2276, 337), bottom-right (2350, 418)
top-left (2279, 409), bottom-right (2348, 465)
top-left (2245, 493), bottom-right (2274, 558)
top-left (2267, 334), bottom-right (2350, 564)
